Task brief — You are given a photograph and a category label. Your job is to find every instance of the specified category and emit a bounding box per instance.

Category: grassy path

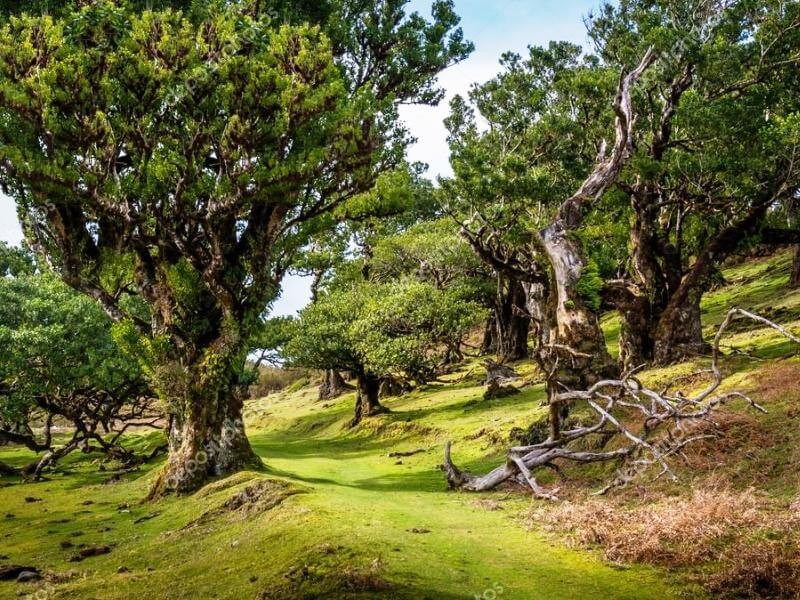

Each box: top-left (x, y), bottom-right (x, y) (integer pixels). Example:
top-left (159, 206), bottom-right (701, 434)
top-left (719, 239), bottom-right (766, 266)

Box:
top-left (0, 380), bottom-right (688, 599)
top-left (242, 382), bottom-right (685, 599)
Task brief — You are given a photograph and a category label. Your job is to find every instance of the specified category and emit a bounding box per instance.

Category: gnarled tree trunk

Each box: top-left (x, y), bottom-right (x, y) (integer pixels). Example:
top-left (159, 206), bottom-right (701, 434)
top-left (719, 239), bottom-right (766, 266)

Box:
top-left (149, 335), bottom-right (261, 497)
top-left (531, 49), bottom-right (655, 438)
top-left (539, 225), bottom-right (618, 388)
top-left (494, 275), bottom-right (530, 362)
top-left (318, 369), bottom-right (351, 401)
top-left (481, 313), bottom-right (498, 355)
top-left (603, 279), bottom-right (653, 372)
top-left (350, 371), bottom-right (384, 427)
top-left (652, 291), bottom-right (708, 364)
top-left (151, 386), bottom-right (261, 496)
top-left (652, 201), bottom-right (771, 365)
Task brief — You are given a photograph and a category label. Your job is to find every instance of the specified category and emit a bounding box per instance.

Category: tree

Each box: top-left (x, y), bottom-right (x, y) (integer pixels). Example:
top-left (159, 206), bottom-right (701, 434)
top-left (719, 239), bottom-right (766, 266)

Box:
top-left (590, 0), bottom-right (800, 367)
top-left (284, 284), bottom-right (378, 426)
top-left (444, 39), bottom-right (656, 437)
top-left (284, 280), bottom-right (485, 425)
top-left (0, 1), bottom-right (471, 493)
top-left (444, 308), bottom-right (800, 497)
top-left (0, 241), bottom-right (35, 276)
top-left (371, 218), bottom-right (525, 362)
top-left (0, 257), bottom-right (158, 478)
top-left (292, 165), bottom-right (438, 400)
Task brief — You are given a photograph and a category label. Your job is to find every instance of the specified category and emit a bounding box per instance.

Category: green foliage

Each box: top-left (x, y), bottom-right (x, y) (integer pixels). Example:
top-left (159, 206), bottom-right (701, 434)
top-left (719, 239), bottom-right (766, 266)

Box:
top-left (283, 284), bottom-right (364, 373)
top-left (249, 365), bottom-right (309, 397)
top-left (370, 218), bottom-right (493, 302)
top-left (354, 280), bottom-right (486, 378)
top-left (575, 260), bottom-right (604, 313)
top-left (0, 241), bottom-right (34, 277)
top-left (443, 0), bottom-right (800, 342)
top-left (441, 39), bottom-right (618, 280)
top-left (0, 0), bottom-right (472, 414)
top-left (285, 279), bottom-right (486, 381)
top-left (0, 268), bottom-right (144, 422)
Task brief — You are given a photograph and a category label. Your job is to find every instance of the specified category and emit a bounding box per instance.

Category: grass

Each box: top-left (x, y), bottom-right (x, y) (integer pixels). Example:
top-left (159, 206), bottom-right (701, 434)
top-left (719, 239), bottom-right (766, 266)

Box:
top-left (0, 385), bottom-right (678, 599)
top-left (3, 250), bottom-right (800, 599)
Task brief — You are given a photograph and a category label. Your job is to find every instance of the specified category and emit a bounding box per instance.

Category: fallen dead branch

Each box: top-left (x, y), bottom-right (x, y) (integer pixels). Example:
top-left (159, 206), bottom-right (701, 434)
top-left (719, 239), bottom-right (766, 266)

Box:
top-left (442, 308), bottom-right (800, 499)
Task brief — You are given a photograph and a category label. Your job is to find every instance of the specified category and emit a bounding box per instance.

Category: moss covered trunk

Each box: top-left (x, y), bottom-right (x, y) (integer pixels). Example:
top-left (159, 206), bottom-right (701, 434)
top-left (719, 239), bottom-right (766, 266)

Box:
top-left (791, 245), bottom-right (800, 288)
top-left (149, 333), bottom-right (261, 497)
top-left (539, 224), bottom-right (617, 388)
top-left (319, 369), bottom-right (349, 401)
top-left (652, 292), bottom-right (708, 364)
top-left (538, 225), bottom-right (618, 441)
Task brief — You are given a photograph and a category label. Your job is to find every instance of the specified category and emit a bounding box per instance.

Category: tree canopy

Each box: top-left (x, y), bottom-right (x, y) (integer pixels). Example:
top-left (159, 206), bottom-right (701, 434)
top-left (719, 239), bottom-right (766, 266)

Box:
top-left (0, 247), bottom-right (156, 477)
top-left (0, 0), bottom-right (472, 493)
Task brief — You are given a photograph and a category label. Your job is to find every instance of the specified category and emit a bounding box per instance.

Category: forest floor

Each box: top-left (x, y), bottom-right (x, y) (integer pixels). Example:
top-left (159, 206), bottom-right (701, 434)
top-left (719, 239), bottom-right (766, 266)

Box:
top-left (2, 250), bottom-right (800, 599)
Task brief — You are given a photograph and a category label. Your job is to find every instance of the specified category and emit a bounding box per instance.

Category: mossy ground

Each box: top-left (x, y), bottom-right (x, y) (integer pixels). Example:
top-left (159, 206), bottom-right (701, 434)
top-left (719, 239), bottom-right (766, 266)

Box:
top-left (3, 250), bottom-right (800, 599)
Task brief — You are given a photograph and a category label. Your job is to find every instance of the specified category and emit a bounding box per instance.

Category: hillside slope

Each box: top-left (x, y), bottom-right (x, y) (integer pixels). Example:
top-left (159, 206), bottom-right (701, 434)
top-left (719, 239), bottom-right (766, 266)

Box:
top-left (2, 251), bottom-right (800, 599)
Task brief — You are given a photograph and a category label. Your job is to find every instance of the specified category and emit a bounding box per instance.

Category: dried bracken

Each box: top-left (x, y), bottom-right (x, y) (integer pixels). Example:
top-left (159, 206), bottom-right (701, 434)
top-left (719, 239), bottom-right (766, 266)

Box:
top-left (532, 483), bottom-right (800, 598)
top-left (532, 484), bottom-right (764, 565)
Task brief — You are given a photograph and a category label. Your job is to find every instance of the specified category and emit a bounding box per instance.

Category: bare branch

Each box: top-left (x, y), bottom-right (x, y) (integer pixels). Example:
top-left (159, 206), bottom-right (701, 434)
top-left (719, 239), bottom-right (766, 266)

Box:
top-left (443, 308), bottom-right (799, 499)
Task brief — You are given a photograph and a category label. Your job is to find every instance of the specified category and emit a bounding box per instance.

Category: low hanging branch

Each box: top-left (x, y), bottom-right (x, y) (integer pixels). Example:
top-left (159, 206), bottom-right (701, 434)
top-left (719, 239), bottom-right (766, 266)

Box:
top-left (0, 391), bottom-right (165, 481)
top-left (443, 308), bottom-right (800, 500)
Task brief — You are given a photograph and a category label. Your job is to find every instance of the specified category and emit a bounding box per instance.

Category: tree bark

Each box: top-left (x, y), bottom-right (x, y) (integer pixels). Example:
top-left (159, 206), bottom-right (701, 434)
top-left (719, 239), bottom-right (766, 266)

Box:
top-left (494, 275), bottom-right (530, 362)
top-left (150, 387), bottom-right (260, 496)
top-left (792, 245), bottom-right (800, 288)
top-left (481, 313), bottom-right (497, 355)
top-left (652, 201), bottom-right (770, 365)
top-left (602, 279), bottom-right (653, 371)
top-left (318, 369), bottom-right (350, 401)
top-left (149, 336), bottom-right (261, 497)
top-left (379, 376), bottom-right (411, 398)
top-left (529, 49), bottom-right (657, 436)
top-left (350, 371), bottom-right (384, 427)
top-left (538, 225), bottom-right (618, 388)
top-left (652, 291), bottom-right (709, 364)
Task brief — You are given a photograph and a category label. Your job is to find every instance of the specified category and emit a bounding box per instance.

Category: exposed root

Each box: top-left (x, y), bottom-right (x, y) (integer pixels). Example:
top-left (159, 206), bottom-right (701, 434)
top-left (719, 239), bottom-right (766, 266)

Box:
top-left (443, 308), bottom-right (799, 498)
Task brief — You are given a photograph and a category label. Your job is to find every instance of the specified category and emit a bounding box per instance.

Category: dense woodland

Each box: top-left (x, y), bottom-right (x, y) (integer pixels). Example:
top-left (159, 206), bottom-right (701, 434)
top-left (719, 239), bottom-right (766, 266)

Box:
top-left (1, 0), bottom-right (800, 597)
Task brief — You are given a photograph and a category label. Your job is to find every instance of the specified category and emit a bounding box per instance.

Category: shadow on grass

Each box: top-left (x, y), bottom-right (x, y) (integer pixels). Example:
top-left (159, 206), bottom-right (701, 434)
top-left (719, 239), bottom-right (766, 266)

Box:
top-left (391, 385), bottom-right (545, 425)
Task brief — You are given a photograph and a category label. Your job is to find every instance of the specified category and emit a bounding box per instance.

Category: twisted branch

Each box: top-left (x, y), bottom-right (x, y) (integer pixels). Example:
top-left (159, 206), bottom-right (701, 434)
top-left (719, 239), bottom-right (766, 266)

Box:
top-left (443, 308), bottom-right (799, 498)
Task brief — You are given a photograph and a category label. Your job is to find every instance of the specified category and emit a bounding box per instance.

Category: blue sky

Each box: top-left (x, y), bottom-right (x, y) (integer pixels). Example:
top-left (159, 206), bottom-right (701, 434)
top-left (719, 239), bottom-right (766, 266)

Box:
top-left (0, 0), bottom-right (601, 315)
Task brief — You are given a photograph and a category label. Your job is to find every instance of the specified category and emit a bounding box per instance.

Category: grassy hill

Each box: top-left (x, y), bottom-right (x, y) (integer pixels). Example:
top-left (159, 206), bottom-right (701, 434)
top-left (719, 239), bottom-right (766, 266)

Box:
top-left (2, 251), bottom-right (800, 599)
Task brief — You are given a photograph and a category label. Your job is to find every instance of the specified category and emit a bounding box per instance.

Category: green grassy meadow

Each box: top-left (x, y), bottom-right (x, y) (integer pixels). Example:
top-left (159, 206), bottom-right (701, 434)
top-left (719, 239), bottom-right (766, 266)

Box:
top-left (3, 251), bottom-right (800, 599)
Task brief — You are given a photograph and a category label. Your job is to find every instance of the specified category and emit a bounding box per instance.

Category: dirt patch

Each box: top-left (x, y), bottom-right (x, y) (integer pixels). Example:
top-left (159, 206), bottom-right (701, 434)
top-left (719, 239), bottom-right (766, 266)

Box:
top-left (69, 546), bottom-right (111, 562)
top-left (221, 480), bottom-right (301, 516)
top-left (0, 565), bottom-right (39, 581)
top-left (470, 499), bottom-right (503, 511)
top-left (388, 449), bottom-right (426, 458)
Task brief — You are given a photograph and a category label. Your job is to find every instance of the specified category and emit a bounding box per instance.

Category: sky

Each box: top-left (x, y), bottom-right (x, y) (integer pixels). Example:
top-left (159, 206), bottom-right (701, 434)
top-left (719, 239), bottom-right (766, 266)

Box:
top-left (0, 0), bottom-right (600, 316)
